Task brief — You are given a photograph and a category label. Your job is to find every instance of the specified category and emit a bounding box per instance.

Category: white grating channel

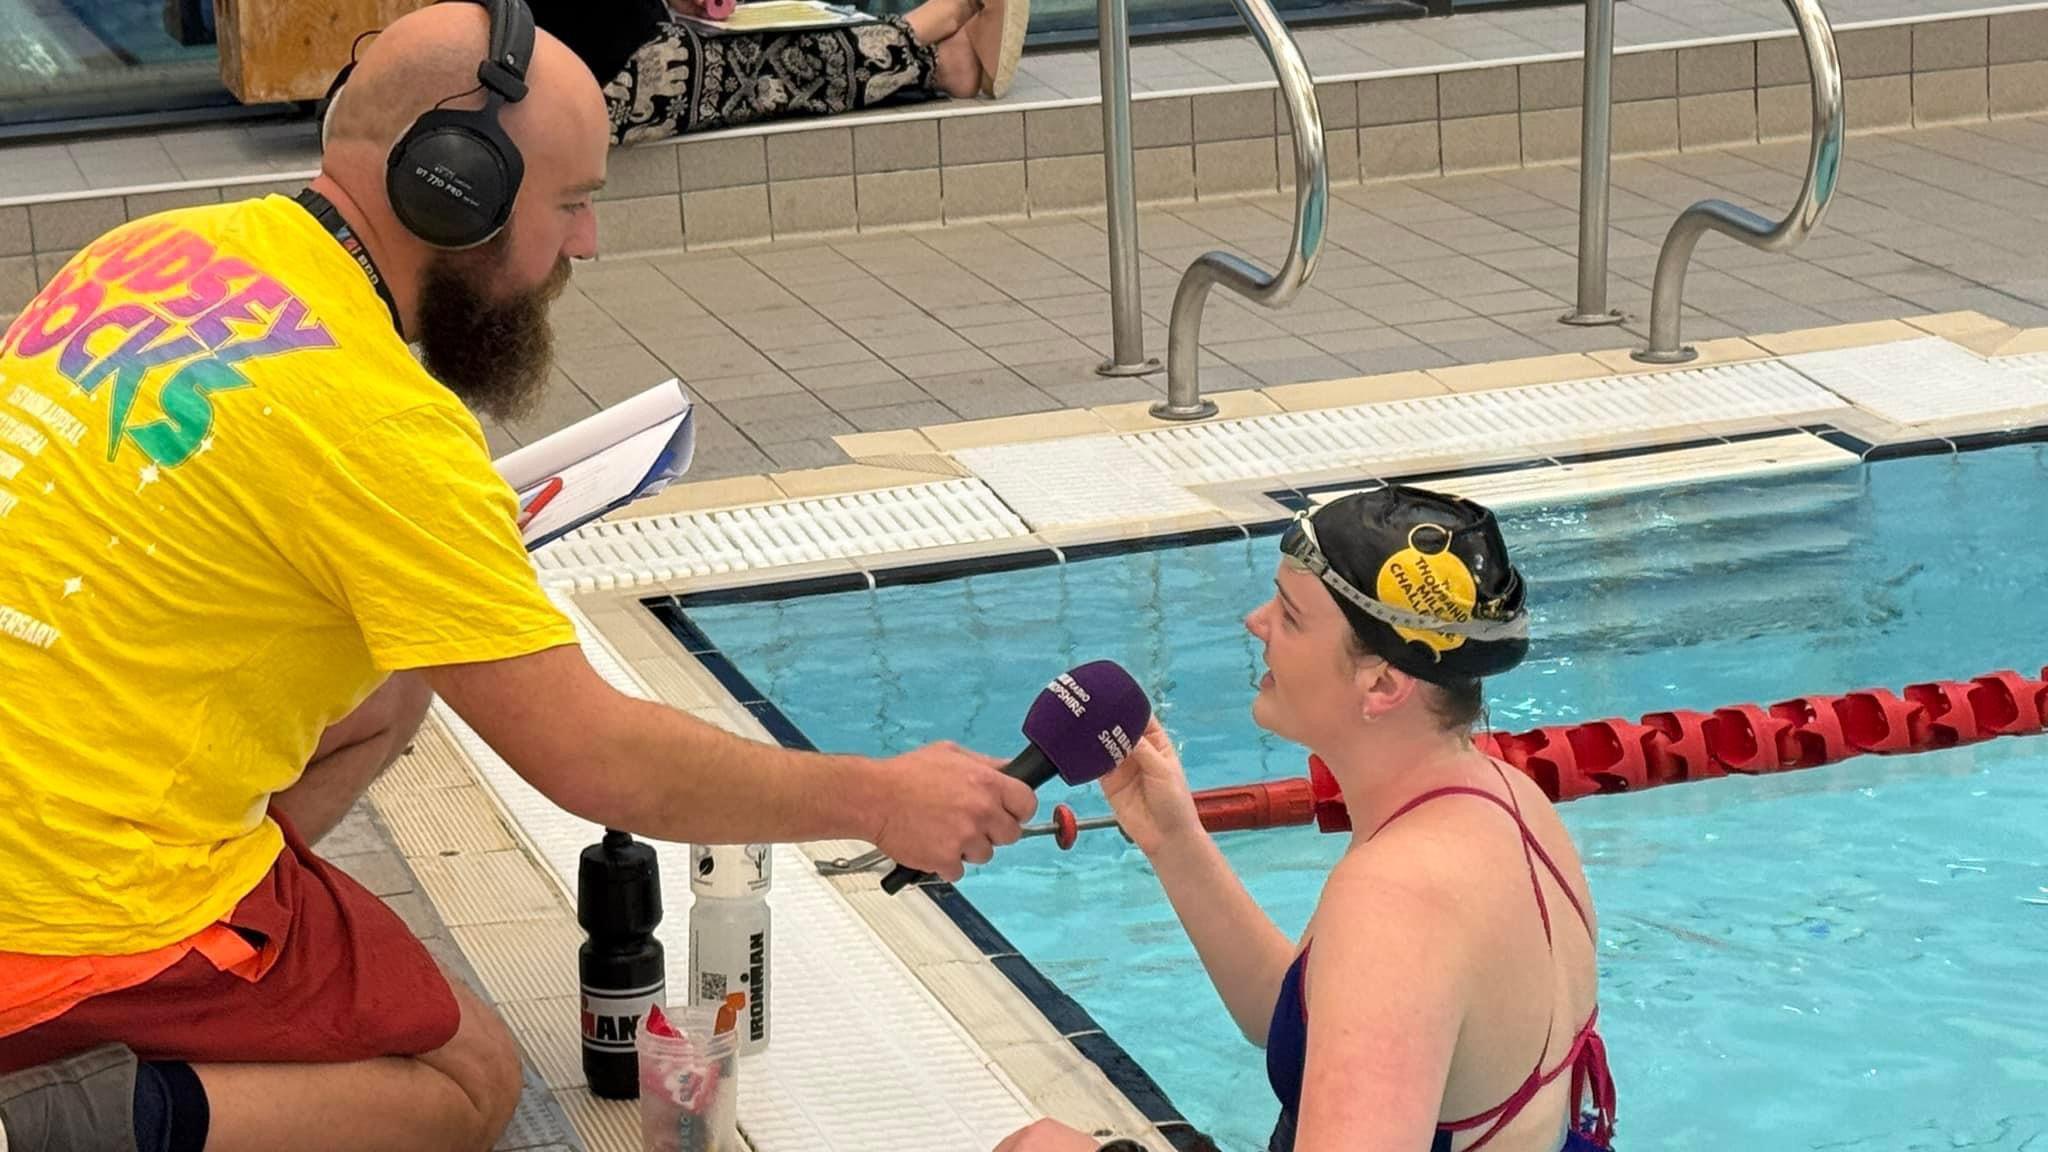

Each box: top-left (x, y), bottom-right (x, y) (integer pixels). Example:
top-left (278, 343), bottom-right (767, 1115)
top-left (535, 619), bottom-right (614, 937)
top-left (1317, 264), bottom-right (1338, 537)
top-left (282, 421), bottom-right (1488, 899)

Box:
top-left (1123, 361), bottom-right (1847, 486)
top-left (953, 434), bottom-right (1216, 528)
top-left (1785, 337), bottom-right (2048, 425)
top-left (530, 479), bottom-right (1029, 591)
top-left (436, 594), bottom-right (1038, 1152)
top-left (1992, 349), bottom-right (2048, 400)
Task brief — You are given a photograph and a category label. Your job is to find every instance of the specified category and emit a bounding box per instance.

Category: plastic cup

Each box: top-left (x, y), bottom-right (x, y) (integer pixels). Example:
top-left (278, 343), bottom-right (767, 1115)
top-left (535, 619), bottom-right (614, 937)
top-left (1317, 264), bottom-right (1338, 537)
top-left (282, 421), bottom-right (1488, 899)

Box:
top-left (636, 1003), bottom-right (740, 1152)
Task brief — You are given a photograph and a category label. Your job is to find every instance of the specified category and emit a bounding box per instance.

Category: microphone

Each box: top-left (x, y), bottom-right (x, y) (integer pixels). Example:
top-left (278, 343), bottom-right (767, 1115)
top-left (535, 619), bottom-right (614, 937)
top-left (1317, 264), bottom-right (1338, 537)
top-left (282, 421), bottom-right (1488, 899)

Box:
top-left (880, 660), bottom-right (1151, 895)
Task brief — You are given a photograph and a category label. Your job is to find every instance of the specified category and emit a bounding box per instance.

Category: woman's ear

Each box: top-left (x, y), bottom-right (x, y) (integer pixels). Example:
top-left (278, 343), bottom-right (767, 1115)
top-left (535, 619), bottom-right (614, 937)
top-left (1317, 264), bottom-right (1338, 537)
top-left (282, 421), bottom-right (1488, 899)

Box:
top-left (1354, 656), bottom-right (1415, 722)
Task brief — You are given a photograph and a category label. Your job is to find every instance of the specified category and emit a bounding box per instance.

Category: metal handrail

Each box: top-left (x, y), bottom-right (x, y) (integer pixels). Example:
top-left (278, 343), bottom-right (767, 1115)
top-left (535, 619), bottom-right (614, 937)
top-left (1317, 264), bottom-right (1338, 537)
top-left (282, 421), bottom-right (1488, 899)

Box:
top-left (1096, 0), bottom-right (1161, 378)
top-left (1561, 0), bottom-right (1624, 328)
top-left (1151, 0), bottom-right (1327, 421)
top-left (1634, 0), bottom-right (1843, 364)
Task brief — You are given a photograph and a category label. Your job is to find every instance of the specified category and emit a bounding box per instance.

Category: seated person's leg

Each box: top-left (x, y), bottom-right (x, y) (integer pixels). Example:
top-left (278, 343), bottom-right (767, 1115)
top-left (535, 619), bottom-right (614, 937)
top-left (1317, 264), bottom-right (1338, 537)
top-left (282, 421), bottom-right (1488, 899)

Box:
top-left (930, 26), bottom-right (983, 99)
top-left (197, 962), bottom-right (520, 1152)
top-left (601, 0), bottom-right (1026, 141)
top-left (0, 816), bottom-right (520, 1152)
top-left (907, 0), bottom-right (985, 98)
top-left (272, 671), bottom-right (433, 844)
top-left (0, 970), bottom-right (516, 1152)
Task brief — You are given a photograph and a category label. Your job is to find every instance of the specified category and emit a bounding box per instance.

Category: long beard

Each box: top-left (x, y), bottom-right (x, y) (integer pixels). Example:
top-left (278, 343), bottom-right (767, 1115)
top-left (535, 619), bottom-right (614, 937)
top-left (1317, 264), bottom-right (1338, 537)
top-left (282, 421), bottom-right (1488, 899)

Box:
top-left (414, 248), bottom-right (571, 423)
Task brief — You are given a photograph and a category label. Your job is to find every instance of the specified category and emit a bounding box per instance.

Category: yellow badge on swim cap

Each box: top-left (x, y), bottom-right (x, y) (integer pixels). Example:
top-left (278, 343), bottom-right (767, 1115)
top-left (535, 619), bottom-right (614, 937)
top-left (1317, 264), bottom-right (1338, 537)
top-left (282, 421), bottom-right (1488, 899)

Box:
top-left (1375, 524), bottom-right (1478, 659)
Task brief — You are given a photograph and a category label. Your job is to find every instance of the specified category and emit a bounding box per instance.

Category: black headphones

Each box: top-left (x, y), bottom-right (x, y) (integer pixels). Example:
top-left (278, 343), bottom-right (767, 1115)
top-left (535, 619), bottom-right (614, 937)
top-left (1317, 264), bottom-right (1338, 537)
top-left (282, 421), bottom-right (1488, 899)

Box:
top-left (322, 0), bottom-right (535, 250)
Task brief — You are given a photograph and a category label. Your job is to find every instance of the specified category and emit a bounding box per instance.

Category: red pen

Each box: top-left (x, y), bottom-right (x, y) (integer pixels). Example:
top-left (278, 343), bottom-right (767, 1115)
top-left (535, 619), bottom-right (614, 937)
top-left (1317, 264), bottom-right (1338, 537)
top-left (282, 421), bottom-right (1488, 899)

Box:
top-left (517, 476), bottom-right (564, 531)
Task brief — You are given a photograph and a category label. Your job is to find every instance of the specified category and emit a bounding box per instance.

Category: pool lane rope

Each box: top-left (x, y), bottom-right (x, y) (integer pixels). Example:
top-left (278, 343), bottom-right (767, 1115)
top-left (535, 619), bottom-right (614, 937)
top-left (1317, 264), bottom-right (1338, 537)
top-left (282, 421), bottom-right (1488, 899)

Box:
top-left (1040, 666), bottom-right (2048, 844)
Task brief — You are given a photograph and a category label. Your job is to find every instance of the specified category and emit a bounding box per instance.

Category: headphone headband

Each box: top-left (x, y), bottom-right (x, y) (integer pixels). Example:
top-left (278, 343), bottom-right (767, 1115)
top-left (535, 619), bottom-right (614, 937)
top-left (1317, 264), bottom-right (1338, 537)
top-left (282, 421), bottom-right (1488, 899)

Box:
top-left (477, 0), bottom-right (533, 103)
top-left (321, 0), bottom-right (534, 250)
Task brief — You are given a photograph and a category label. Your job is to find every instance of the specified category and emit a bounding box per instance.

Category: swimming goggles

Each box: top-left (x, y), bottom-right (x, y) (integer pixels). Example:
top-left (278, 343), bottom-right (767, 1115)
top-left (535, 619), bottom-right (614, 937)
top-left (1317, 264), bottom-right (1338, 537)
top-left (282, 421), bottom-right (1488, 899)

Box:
top-left (1278, 508), bottom-right (1529, 643)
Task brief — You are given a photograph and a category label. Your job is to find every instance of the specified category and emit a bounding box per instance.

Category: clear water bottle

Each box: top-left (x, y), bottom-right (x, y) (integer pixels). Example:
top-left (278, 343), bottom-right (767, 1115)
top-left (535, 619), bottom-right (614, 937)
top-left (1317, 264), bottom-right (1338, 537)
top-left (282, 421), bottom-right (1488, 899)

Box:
top-left (578, 829), bottom-right (665, 1099)
top-left (687, 844), bottom-right (771, 1055)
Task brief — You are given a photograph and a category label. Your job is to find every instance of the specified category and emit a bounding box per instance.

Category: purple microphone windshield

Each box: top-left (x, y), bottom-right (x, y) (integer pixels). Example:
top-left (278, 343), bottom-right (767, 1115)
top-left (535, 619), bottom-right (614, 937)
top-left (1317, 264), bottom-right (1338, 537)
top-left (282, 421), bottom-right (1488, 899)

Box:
top-left (1021, 660), bottom-right (1151, 785)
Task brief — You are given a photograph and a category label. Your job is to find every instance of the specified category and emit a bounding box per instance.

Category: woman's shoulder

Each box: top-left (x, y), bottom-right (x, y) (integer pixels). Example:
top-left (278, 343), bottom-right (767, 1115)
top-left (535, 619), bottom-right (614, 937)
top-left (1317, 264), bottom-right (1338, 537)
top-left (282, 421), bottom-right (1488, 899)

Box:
top-left (1318, 822), bottom-right (1490, 936)
top-left (1329, 786), bottom-right (1575, 936)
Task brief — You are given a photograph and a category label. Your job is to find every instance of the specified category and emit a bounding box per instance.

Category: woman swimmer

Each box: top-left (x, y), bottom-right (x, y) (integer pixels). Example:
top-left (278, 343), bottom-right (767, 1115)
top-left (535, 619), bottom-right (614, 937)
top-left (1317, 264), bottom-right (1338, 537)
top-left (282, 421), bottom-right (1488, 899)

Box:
top-left (995, 485), bottom-right (1616, 1152)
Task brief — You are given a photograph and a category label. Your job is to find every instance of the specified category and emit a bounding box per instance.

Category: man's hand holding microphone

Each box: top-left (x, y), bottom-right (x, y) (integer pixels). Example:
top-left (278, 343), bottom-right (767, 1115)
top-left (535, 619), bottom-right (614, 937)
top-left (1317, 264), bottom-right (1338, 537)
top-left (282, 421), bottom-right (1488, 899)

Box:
top-left (866, 740), bottom-right (1040, 882)
top-left (876, 661), bottom-right (1152, 893)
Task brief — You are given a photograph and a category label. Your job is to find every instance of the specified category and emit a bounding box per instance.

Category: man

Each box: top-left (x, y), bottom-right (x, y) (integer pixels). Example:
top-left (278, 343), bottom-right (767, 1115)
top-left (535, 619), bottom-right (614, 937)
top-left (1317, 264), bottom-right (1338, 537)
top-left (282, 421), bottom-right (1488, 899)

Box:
top-left (0, 3), bottom-right (1032, 1149)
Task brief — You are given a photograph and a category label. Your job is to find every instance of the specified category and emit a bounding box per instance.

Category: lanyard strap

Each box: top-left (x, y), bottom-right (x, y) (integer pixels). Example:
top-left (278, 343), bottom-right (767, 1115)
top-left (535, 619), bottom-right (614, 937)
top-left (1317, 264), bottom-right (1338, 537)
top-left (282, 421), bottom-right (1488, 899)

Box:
top-left (292, 187), bottom-right (402, 334)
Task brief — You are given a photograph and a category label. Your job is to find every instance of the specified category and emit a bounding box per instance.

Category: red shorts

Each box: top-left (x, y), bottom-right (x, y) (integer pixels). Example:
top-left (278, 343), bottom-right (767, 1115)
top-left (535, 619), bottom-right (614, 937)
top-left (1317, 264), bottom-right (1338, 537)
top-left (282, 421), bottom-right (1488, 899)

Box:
top-left (0, 813), bottom-right (461, 1075)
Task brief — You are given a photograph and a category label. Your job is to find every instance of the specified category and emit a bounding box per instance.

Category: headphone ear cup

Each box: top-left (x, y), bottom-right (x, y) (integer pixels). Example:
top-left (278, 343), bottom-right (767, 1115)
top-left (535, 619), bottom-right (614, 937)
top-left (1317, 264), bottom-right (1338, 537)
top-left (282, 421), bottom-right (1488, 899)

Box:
top-left (386, 108), bottom-right (524, 249)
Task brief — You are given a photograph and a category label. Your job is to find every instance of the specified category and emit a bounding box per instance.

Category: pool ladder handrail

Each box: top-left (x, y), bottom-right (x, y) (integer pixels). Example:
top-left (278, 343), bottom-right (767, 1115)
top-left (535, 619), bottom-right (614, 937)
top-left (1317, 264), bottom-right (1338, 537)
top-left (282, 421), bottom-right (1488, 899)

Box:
top-left (1634, 0), bottom-right (1844, 364)
top-left (1150, 0), bottom-right (1327, 421)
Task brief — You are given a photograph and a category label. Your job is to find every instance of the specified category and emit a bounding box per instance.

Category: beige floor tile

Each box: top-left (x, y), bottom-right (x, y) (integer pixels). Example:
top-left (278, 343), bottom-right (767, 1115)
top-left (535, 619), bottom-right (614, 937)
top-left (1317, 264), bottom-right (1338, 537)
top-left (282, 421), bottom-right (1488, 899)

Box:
top-left (1588, 336), bottom-right (1772, 374)
top-left (1261, 369), bottom-right (1451, 410)
top-left (1089, 388), bottom-right (1277, 430)
top-left (370, 715), bottom-right (480, 800)
top-left (375, 787), bottom-right (516, 857)
top-left (499, 997), bottom-right (588, 1091)
top-left (615, 475), bottom-right (787, 518)
top-left (919, 408), bottom-right (1114, 450)
top-left (556, 1087), bottom-right (643, 1152)
top-left (412, 850), bottom-right (568, 926)
top-left (1428, 351), bottom-right (1611, 393)
top-left (448, 919), bottom-right (586, 1003)
top-left (1034, 508), bottom-right (1238, 549)
top-left (1747, 319), bottom-right (1925, 355)
top-left (835, 428), bottom-right (940, 457)
top-left (981, 1041), bottom-right (1167, 1149)
top-left (1992, 327), bottom-right (2048, 356)
top-left (770, 463), bottom-right (972, 499)
top-left (1899, 310), bottom-right (2019, 355)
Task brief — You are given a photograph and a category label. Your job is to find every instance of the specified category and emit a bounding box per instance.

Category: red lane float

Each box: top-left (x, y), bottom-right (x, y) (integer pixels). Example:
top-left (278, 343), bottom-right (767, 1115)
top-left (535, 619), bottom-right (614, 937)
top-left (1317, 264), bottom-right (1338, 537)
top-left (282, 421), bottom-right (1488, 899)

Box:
top-left (1037, 666), bottom-right (2048, 849)
top-left (1465, 666), bottom-right (2048, 805)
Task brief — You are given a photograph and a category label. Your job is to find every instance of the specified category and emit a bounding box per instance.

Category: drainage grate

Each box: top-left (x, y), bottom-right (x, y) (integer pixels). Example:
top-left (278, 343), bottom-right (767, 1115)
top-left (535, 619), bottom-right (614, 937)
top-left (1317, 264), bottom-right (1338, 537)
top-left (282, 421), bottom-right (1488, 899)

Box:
top-left (531, 478), bottom-right (1029, 591)
top-left (1122, 361), bottom-right (1846, 486)
top-left (1993, 349), bottom-right (2048, 396)
top-left (1786, 337), bottom-right (2048, 426)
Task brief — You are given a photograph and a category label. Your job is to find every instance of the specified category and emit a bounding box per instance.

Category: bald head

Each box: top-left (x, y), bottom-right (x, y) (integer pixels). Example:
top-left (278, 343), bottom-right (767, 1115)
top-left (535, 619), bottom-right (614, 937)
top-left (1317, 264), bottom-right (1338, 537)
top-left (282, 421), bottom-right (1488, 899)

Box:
top-left (316, 0), bottom-right (606, 264)
top-left (320, 1), bottom-right (608, 273)
top-left (324, 2), bottom-right (606, 162)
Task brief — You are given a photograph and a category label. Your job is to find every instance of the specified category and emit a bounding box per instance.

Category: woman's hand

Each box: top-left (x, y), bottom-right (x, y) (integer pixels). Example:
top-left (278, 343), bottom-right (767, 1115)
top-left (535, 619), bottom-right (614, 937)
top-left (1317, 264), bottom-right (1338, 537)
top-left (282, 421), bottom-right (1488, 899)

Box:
top-left (1099, 717), bottom-right (1204, 858)
top-left (993, 1119), bottom-right (1100, 1152)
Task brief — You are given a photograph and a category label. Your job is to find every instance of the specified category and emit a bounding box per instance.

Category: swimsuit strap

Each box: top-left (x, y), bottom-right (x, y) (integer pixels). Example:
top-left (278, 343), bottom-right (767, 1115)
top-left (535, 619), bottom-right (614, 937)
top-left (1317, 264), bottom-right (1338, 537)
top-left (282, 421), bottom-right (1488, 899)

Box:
top-left (1369, 769), bottom-right (1597, 945)
top-left (1438, 1011), bottom-right (1607, 1150)
top-left (1368, 770), bottom-right (1603, 1151)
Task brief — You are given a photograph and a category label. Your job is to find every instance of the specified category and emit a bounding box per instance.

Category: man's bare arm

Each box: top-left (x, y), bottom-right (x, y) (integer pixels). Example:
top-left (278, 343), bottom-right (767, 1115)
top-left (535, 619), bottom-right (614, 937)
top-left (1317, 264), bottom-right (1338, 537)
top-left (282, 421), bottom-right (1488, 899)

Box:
top-left (423, 645), bottom-right (1035, 875)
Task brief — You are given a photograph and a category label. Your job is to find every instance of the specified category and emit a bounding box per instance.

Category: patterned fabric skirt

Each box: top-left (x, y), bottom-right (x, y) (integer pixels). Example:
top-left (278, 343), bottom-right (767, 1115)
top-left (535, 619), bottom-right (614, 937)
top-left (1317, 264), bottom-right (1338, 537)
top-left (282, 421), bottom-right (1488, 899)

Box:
top-left (604, 17), bottom-right (942, 143)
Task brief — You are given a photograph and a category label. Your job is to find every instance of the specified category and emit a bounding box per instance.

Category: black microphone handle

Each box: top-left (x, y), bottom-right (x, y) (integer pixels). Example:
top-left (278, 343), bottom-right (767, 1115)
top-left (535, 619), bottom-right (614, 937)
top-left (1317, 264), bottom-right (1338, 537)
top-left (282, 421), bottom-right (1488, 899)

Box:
top-left (879, 744), bottom-right (1054, 894)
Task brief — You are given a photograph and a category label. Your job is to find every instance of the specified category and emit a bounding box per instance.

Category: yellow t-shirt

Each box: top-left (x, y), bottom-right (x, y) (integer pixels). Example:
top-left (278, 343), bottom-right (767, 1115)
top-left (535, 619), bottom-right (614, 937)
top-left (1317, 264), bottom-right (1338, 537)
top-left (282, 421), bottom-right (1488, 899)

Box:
top-left (0, 195), bottom-right (577, 956)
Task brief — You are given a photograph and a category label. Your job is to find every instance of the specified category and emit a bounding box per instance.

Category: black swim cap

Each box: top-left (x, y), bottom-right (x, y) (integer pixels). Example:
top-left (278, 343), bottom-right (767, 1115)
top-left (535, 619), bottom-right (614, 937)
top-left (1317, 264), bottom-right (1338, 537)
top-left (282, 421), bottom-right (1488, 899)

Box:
top-left (1280, 484), bottom-right (1529, 683)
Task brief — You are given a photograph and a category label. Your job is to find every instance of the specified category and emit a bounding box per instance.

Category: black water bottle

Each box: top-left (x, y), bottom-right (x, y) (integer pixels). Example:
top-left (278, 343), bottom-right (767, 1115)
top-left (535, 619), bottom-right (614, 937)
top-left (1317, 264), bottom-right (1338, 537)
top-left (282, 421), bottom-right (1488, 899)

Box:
top-left (578, 828), bottom-right (665, 1099)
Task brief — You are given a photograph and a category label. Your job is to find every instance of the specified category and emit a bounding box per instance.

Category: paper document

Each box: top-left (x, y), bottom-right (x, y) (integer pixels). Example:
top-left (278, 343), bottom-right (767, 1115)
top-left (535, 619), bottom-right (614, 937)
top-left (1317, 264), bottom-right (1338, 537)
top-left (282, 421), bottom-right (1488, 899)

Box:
top-left (493, 379), bottom-right (697, 552)
top-left (673, 0), bottom-right (877, 34)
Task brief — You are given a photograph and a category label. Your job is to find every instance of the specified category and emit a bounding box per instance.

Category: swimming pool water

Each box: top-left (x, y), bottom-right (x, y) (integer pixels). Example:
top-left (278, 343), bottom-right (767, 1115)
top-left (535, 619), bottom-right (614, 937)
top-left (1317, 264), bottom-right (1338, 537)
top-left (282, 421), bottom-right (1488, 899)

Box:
top-left (684, 443), bottom-right (2048, 1151)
